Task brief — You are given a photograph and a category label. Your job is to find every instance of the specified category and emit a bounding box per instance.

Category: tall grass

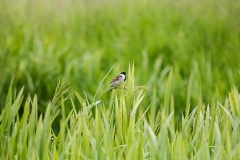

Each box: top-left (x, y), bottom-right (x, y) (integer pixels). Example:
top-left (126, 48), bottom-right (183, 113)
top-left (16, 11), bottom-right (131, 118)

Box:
top-left (0, 0), bottom-right (240, 159)
top-left (1, 67), bottom-right (240, 159)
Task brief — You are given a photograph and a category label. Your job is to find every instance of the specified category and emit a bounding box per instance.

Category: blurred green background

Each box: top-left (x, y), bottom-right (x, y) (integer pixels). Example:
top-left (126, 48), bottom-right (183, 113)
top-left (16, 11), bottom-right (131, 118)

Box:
top-left (0, 0), bottom-right (240, 114)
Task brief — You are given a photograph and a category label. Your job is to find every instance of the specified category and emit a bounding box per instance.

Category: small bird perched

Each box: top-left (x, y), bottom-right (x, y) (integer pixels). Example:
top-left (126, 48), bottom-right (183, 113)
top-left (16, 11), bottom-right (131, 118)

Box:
top-left (110, 72), bottom-right (126, 88)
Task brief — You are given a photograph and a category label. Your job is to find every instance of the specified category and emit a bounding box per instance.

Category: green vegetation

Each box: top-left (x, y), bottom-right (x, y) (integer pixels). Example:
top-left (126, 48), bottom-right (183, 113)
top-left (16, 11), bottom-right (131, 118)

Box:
top-left (0, 0), bottom-right (240, 159)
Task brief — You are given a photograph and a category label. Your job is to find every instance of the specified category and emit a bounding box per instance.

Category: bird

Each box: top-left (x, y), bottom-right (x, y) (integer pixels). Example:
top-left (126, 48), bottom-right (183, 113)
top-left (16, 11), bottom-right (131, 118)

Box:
top-left (110, 72), bottom-right (126, 88)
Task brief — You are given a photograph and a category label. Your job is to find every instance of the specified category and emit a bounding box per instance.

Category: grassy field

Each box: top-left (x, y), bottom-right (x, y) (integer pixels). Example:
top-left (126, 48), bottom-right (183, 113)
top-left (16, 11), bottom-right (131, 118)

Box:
top-left (1, 0), bottom-right (240, 159)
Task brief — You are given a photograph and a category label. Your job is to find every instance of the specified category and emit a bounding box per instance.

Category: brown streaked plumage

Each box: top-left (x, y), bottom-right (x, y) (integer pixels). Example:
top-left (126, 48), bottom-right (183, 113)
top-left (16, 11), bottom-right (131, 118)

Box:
top-left (110, 72), bottom-right (126, 88)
